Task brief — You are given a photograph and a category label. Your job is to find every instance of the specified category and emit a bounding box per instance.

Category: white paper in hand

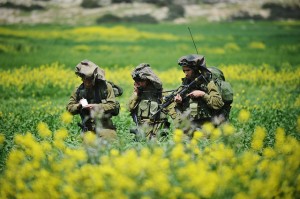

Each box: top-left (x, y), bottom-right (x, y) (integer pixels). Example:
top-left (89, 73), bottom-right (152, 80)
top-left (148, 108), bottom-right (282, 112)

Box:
top-left (80, 98), bottom-right (88, 107)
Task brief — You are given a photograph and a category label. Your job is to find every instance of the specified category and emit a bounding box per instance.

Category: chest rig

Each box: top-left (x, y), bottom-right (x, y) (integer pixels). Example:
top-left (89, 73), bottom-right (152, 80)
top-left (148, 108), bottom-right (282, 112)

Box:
top-left (76, 80), bottom-right (107, 104)
top-left (136, 85), bottom-right (166, 122)
top-left (181, 78), bottom-right (214, 120)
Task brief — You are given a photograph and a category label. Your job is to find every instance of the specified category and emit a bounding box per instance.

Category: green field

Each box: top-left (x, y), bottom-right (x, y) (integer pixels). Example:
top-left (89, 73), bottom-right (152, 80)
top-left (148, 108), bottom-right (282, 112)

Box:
top-left (0, 21), bottom-right (300, 198)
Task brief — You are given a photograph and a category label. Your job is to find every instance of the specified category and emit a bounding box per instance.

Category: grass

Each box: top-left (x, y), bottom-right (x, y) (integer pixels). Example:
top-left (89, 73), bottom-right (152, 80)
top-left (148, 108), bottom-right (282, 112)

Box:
top-left (0, 21), bottom-right (299, 197)
top-left (0, 21), bottom-right (299, 69)
top-left (0, 19), bottom-right (300, 198)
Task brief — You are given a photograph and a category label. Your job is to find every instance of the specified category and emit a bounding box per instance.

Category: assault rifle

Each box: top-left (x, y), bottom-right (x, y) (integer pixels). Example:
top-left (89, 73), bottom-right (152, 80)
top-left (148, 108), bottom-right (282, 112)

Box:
top-left (151, 74), bottom-right (207, 119)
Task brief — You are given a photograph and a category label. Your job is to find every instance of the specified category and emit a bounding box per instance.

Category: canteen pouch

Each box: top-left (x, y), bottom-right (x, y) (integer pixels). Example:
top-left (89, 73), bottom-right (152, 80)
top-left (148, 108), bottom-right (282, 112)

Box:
top-left (189, 102), bottom-right (198, 118)
top-left (149, 101), bottom-right (159, 116)
top-left (138, 100), bottom-right (160, 119)
top-left (138, 100), bottom-right (151, 118)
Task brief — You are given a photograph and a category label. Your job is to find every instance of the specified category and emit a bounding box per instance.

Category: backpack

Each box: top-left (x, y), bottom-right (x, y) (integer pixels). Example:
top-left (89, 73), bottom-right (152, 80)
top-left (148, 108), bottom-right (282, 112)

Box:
top-left (76, 80), bottom-right (123, 116)
top-left (208, 66), bottom-right (233, 120)
top-left (104, 80), bottom-right (123, 116)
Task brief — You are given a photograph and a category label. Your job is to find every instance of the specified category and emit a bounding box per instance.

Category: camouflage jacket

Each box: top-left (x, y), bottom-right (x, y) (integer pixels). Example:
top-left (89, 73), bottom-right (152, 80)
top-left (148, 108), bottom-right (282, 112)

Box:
top-left (128, 83), bottom-right (177, 124)
top-left (175, 78), bottom-right (224, 121)
top-left (66, 81), bottom-right (117, 130)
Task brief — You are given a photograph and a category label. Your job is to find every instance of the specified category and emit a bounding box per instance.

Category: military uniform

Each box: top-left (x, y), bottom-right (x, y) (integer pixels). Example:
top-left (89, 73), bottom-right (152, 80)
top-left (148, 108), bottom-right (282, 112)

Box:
top-left (175, 54), bottom-right (224, 131)
top-left (128, 63), bottom-right (176, 139)
top-left (66, 60), bottom-right (118, 140)
top-left (175, 78), bottom-right (224, 126)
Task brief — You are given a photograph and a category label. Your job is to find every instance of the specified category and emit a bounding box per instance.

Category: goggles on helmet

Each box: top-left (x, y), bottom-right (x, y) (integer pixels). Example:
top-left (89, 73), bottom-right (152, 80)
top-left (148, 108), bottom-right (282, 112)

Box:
top-left (178, 54), bottom-right (206, 69)
top-left (178, 59), bottom-right (198, 67)
top-left (132, 72), bottom-right (142, 82)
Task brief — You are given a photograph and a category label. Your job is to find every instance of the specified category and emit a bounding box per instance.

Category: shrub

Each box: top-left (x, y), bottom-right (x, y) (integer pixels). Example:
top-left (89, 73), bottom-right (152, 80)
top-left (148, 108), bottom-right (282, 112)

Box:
top-left (81, 0), bottom-right (101, 8)
top-left (96, 14), bottom-right (122, 23)
top-left (123, 14), bottom-right (158, 23)
top-left (96, 14), bottom-right (158, 24)
top-left (167, 4), bottom-right (185, 20)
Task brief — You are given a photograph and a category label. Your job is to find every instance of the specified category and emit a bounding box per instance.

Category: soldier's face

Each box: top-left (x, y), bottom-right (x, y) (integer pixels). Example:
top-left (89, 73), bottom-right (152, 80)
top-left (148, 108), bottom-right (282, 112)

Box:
top-left (82, 77), bottom-right (94, 88)
top-left (135, 80), bottom-right (147, 88)
top-left (182, 66), bottom-right (193, 79)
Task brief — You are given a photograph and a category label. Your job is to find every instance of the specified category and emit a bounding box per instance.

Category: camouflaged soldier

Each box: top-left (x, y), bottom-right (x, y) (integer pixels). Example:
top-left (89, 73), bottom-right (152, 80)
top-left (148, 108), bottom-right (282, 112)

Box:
top-left (66, 60), bottom-right (118, 140)
top-left (128, 63), bottom-right (176, 139)
top-left (174, 54), bottom-right (224, 130)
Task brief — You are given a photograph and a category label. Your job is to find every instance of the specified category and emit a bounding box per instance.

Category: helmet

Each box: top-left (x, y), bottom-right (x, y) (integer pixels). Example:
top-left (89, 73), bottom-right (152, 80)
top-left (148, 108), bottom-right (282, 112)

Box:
top-left (131, 63), bottom-right (162, 90)
top-left (75, 59), bottom-right (105, 81)
top-left (178, 54), bottom-right (206, 69)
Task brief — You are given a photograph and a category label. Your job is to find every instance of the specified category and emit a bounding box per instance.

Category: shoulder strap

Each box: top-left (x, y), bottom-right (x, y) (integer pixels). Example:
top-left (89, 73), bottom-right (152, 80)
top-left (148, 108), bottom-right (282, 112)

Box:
top-left (94, 80), bottom-right (108, 103)
top-left (76, 83), bottom-right (84, 101)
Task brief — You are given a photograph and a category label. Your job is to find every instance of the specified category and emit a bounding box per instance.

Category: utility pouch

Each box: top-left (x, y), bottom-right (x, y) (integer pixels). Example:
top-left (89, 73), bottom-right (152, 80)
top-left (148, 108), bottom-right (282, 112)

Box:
top-left (149, 101), bottom-right (159, 116)
top-left (138, 100), bottom-right (151, 118)
top-left (189, 102), bottom-right (198, 118)
top-left (138, 100), bottom-right (160, 119)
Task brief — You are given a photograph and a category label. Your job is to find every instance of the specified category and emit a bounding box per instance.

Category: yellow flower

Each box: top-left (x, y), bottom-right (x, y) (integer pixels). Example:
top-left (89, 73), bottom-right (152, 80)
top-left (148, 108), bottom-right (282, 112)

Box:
top-left (251, 126), bottom-right (266, 151)
top-left (211, 128), bottom-right (222, 140)
top-left (171, 144), bottom-right (185, 160)
top-left (55, 128), bottom-right (68, 141)
top-left (83, 131), bottom-right (96, 145)
top-left (248, 41), bottom-right (266, 50)
top-left (234, 192), bottom-right (251, 199)
top-left (110, 149), bottom-right (119, 157)
top-left (37, 122), bottom-right (52, 138)
top-left (275, 127), bottom-right (285, 150)
top-left (193, 131), bottom-right (203, 140)
top-left (238, 109), bottom-right (250, 123)
top-left (183, 193), bottom-right (198, 199)
top-left (297, 116), bottom-right (300, 132)
top-left (53, 139), bottom-right (65, 150)
top-left (222, 123), bottom-right (235, 136)
top-left (173, 129), bottom-right (183, 143)
top-left (41, 141), bottom-right (51, 152)
top-left (0, 133), bottom-right (5, 145)
top-left (202, 122), bottom-right (215, 134)
top-left (61, 111), bottom-right (73, 124)
top-left (263, 147), bottom-right (276, 159)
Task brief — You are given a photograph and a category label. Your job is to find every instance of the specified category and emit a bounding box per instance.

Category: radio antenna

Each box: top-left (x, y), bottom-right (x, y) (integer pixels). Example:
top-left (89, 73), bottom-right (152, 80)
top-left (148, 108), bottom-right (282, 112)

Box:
top-left (188, 27), bottom-right (199, 54)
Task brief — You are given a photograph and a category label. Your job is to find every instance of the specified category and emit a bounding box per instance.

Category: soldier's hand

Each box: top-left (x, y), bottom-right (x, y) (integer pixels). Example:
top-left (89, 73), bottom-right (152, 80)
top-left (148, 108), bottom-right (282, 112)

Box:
top-left (134, 82), bottom-right (139, 94)
top-left (82, 104), bottom-right (95, 110)
top-left (174, 94), bottom-right (182, 103)
top-left (187, 90), bottom-right (205, 98)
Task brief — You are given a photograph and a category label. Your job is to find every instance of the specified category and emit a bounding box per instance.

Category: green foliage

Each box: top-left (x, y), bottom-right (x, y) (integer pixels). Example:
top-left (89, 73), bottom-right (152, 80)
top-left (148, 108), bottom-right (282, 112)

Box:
top-left (0, 21), bottom-right (300, 176)
top-left (96, 14), bottom-right (158, 24)
top-left (167, 4), bottom-right (185, 20)
top-left (0, 21), bottom-right (300, 70)
top-left (81, 0), bottom-right (101, 8)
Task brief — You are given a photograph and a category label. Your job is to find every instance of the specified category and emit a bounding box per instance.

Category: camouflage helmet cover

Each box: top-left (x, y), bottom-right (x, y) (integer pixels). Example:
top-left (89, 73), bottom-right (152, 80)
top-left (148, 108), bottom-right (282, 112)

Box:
top-left (75, 59), bottom-right (105, 81)
top-left (131, 63), bottom-right (162, 90)
top-left (178, 54), bottom-right (206, 69)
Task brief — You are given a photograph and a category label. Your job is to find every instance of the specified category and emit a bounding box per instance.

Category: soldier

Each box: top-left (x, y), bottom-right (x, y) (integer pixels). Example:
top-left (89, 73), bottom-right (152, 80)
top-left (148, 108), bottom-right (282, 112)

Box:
top-left (128, 63), bottom-right (176, 139)
top-left (174, 54), bottom-right (224, 132)
top-left (66, 59), bottom-right (118, 140)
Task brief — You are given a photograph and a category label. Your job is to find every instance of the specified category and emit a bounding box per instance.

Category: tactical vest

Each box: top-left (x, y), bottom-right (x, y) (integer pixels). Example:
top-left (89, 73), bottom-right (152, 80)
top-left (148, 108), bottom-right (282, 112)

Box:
top-left (135, 85), bottom-right (166, 122)
top-left (76, 80), bottom-right (120, 116)
top-left (180, 78), bottom-right (215, 120)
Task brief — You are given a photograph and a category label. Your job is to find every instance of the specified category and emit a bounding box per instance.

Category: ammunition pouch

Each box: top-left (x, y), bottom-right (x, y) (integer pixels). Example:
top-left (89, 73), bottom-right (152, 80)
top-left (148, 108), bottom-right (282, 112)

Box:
top-left (188, 99), bottom-right (212, 120)
top-left (190, 102), bottom-right (198, 118)
top-left (138, 100), bottom-right (166, 120)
